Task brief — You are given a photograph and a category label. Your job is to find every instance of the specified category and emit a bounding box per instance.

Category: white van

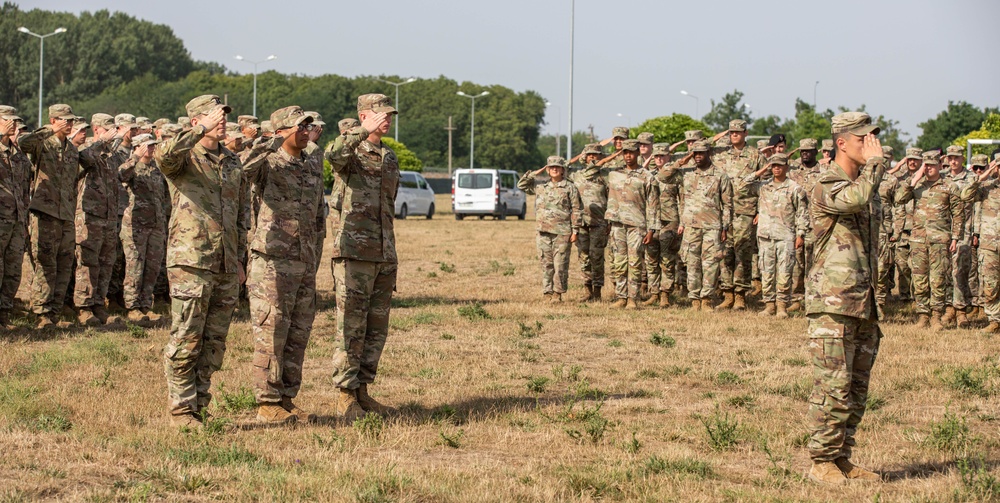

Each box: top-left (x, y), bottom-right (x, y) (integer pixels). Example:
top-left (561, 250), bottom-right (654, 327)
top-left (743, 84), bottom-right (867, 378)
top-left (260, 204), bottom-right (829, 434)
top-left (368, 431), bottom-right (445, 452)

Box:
top-left (452, 169), bottom-right (526, 220)
top-left (395, 171), bottom-right (436, 219)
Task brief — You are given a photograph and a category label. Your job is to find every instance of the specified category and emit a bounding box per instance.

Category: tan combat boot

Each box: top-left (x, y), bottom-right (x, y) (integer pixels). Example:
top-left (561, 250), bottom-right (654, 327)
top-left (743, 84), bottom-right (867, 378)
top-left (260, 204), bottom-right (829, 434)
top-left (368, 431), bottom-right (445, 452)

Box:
top-left (689, 299), bottom-right (701, 311)
top-left (916, 314), bottom-right (930, 328)
top-left (257, 403), bottom-right (297, 425)
top-left (610, 298), bottom-right (627, 309)
top-left (717, 290), bottom-right (735, 310)
top-left (144, 309), bottom-right (162, 323)
top-left (970, 306), bottom-right (984, 321)
top-left (281, 396), bottom-right (316, 423)
top-left (986, 320), bottom-right (1000, 334)
top-left (808, 461), bottom-right (847, 485)
top-left (92, 304), bottom-right (109, 325)
top-left (625, 298), bottom-right (640, 310)
top-left (642, 293), bottom-right (660, 306)
top-left (170, 413), bottom-right (202, 429)
top-left (759, 302), bottom-right (775, 317)
top-left (36, 314), bottom-right (57, 329)
top-left (591, 287), bottom-right (602, 302)
top-left (786, 301), bottom-right (802, 312)
top-left (930, 311), bottom-right (944, 332)
top-left (956, 309), bottom-right (970, 329)
top-left (732, 292), bottom-right (747, 311)
top-left (357, 384), bottom-right (396, 415)
top-left (659, 293), bottom-right (671, 308)
top-left (77, 308), bottom-right (100, 327)
top-left (701, 299), bottom-right (716, 312)
top-left (334, 387), bottom-right (366, 422)
top-left (942, 306), bottom-right (957, 327)
top-left (579, 285), bottom-right (593, 302)
top-left (128, 310), bottom-right (148, 323)
top-left (750, 279), bottom-right (762, 297)
top-left (775, 301), bottom-right (789, 319)
top-left (834, 457), bottom-right (881, 482)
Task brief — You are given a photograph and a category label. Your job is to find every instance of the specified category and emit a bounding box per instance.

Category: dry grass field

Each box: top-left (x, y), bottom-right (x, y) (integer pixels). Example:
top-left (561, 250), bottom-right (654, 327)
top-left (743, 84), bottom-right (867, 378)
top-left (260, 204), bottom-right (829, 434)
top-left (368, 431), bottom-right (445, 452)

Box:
top-left (2, 193), bottom-right (1000, 502)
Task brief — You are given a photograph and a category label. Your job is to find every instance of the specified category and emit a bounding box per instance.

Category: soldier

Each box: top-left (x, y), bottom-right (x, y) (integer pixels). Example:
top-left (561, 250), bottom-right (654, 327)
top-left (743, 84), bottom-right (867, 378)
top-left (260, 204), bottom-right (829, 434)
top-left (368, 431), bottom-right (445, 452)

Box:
top-left (965, 156), bottom-right (1000, 332)
top-left (944, 145), bottom-right (976, 327)
top-left (118, 134), bottom-right (168, 323)
top-left (874, 146), bottom-right (900, 315)
top-left (893, 147), bottom-right (924, 302)
top-left (895, 150), bottom-right (963, 331)
top-left (177, 116), bottom-right (192, 131)
top-left (818, 139), bottom-right (834, 165)
top-left (242, 106), bottom-right (326, 424)
top-left (603, 127), bottom-right (629, 169)
top-left (605, 139), bottom-right (659, 309)
top-left (325, 94), bottom-right (400, 420)
top-left (107, 114), bottom-right (139, 311)
top-left (713, 119), bottom-right (765, 310)
top-left (304, 111), bottom-right (328, 276)
top-left (518, 156), bottom-right (583, 302)
top-left (658, 140), bottom-right (733, 311)
top-left (326, 118), bottom-right (361, 290)
top-left (0, 109), bottom-right (31, 327)
top-left (636, 132), bottom-right (655, 168)
top-left (670, 130), bottom-right (705, 163)
top-left (224, 122), bottom-right (245, 153)
top-left (137, 117), bottom-right (153, 135)
top-left (260, 121), bottom-right (274, 139)
top-left (967, 154), bottom-right (989, 320)
top-left (740, 154), bottom-right (807, 318)
top-left (567, 143), bottom-right (609, 301)
top-left (805, 112), bottom-right (885, 485)
top-left (643, 143), bottom-right (682, 307)
top-left (155, 95), bottom-right (247, 427)
top-left (788, 139), bottom-right (823, 312)
top-left (238, 115), bottom-right (260, 144)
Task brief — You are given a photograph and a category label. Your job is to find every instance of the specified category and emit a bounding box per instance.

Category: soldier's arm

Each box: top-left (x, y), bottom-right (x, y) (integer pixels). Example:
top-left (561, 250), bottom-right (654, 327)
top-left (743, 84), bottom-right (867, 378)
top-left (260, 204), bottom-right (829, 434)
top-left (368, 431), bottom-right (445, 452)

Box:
top-left (794, 186), bottom-right (809, 237)
top-left (117, 156), bottom-right (138, 184)
top-left (646, 178), bottom-right (661, 231)
top-left (949, 185), bottom-right (964, 242)
top-left (570, 184), bottom-right (583, 231)
top-left (656, 155), bottom-right (690, 183)
top-left (324, 127), bottom-right (367, 173)
top-left (77, 140), bottom-right (108, 175)
top-left (15, 126), bottom-right (54, 159)
top-left (517, 170), bottom-right (538, 195)
top-left (813, 160), bottom-right (884, 215)
top-left (721, 173), bottom-right (734, 231)
top-left (677, 176), bottom-right (686, 222)
top-left (894, 181), bottom-right (915, 206)
top-left (155, 125), bottom-right (206, 178)
top-left (241, 135), bottom-right (284, 183)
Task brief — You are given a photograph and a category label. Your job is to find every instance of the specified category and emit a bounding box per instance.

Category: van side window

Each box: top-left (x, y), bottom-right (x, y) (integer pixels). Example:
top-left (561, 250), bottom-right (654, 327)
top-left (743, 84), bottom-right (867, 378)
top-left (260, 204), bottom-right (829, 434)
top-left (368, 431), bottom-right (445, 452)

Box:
top-left (501, 173), bottom-right (513, 189)
top-left (401, 173), bottom-right (418, 189)
top-left (417, 177), bottom-right (428, 190)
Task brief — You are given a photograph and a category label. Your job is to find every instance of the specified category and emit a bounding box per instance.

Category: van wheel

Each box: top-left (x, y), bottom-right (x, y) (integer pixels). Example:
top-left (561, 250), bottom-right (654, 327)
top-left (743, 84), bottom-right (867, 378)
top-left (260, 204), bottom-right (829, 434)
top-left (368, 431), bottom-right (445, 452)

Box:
top-left (455, 213), bottom-right (464, 220)
top-left (497, 205), bottom-right (507, 220)
top-left (426, 203), bottom-right (434, 220)
top-left (397, 204), bottom-right (408, 220)
top-left (517, 203), bottom-right (527, 220)
top-left (478, 215), bottom-right (485, 220)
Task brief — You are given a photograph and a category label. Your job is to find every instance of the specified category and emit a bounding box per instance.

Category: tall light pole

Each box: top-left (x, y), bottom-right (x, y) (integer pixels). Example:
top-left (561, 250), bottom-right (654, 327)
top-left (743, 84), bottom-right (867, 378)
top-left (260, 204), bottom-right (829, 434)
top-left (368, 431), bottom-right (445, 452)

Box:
top-left (234, 54), bottom-right (277, 117)
top-left (376, 77), bottom-right (416, 141)
top-left (457, 91), bottom-right (489, 169)
top-left (546, 101), bottom-right (561, 157)
top-left (813, 81), bottom-right (820, 108)
top-left (680, 90), bottom-right (699, 118)
top-left (567, 0), bottom-right (575, 160)
top-left (18, 26), bottom-right (67, 127)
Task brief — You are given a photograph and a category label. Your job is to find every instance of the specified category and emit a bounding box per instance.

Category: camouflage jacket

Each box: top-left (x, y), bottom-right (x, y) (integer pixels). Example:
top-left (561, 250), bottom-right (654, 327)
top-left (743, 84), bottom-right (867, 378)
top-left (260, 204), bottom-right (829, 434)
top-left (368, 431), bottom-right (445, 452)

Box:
top-left (568, 163), bottom-right (609, 226)
top-left (806, 158), bottom-right (886, 319)
top-left (19, 126), bottom-right (86, 221)
top-left (945, 169), bottom-right (976, 244)
top-left (604, 166), bottom-right (660, 231)
top-left (895, 177), bottom-right (963, 245)
top-left (305, 140), bottom-right (327, 240)
top-left (324, 128), bottom-right (399, 263)
top-left (118, 157), bottom-right (167, 230)
top-left (711, 144), bottom-right (764, 216)
top-left (658, 161), bottom-right (733, 231)
top-left (739, 176), bottom-right (808, 241)
top-left (603, 152), bottom-right (625, 170)
top-left (155, 125), bottom-right (258, 273)
top-left (518, 173), bottom-right (583, 235)
top-left (653, 165), bottom-right (682, 231)
top-left (0, 140), bottom-right (32, 223)
top-left (875, 172), bottom-right (899, 238)
top-left (963, 177), bottom-right (1000, 249)
top-left (243, 141), bottom-right (326, 266)
top-left (76, 140), bottom-right (119, 221)
top-left (109, 143), bottom-right (133, 217)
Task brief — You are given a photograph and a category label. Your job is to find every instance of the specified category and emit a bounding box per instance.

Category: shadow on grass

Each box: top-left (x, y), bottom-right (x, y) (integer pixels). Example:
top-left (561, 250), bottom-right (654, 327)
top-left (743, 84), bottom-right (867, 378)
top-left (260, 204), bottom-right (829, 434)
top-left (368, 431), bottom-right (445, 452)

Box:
top-left (882, 457), bottom-right (1000, 482)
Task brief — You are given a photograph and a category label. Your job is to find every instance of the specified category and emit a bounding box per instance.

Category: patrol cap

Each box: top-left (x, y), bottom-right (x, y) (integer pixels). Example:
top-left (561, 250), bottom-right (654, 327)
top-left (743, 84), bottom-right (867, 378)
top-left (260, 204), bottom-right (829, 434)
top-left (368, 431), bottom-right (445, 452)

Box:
top-left (356, 93), bottom-right (397, 114)
top-left (652, 143), bottom-right (670, 156)
top-left (160, 123), bottom-right (182, 138)
top-left (582, 143), bottom-right (603, 156)
top-left (903, 147), bottom-right (923, 161)
top-left (799, 138), bottom-right (818, 151)
top-left (684, 130), bottom-right (704, 141)
top-left (970, 154), bottom-right (989, 168)
top-left (756, 139), bottom-right (768, 150)
top-left (636, 132), bottom-right (654, 145)
top-left (115, 113), bottom-right (138, 129)
top-left (945, 145), bottom-right (964, 158)
top-left (768, 133), bottom-right (786, 146)
top-left (136, 116), bottom-right (152, 128)
top-left (16, 123), bottom-right (27, 131)
top-left (48, 104), bottom-right (76, 120)
top-left (728, 119), bottom-right (747, 132)
top-left (0, 105), bottom-right (18, 116)
top-left (831, 112), bottom-right (879, 136)
top-left (70, 121), bottom-right (90, 135)
top-left (767, 153), bottom-right (789, 166)
top-left (132, 133), bottom-right (158, 146)
top-left (270, 106), bottom-right (313, 130)
top-left (621, 139), bottom-right (640, 152)
top-left (261, 120), bottom-right (274, 134)
top-left (338, 118), bottom-right (360, 134)
top-left (690, 140), bottom-right (711, 152)
top-left (90, 113), bottom-right (115, 129)
top-left (922, 150), bottom-right (942, 165)
top-left (225, 122), bottom-right (243, 136)
top-left (544, 156), bottom-right (567, 169)
top-left (177, 116), bottom-right (192, 129)
top-left (238, 115), bottom-right (260, 130)
top-left (995, 152), bottom-right (1000, 162)
top-left (820, 139), bottom-right (834, 152)
top-left (185, 95), bottom-right (231, 118)
top-left (611, 126), bottom-right (629, 140)
top-left (304, 111), bottom-right (325, 126)
top-left (153, 118), bottom-right (171, 129)
top-left (0, 113), bottom-right (21, 122)
top-left (882, 145), bottom-right (894, 157)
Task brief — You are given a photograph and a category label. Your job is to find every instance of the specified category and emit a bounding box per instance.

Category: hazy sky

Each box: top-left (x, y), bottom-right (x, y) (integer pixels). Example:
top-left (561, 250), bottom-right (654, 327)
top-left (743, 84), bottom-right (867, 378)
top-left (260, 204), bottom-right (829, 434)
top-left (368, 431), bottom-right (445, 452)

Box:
top-left (23, 0), bottom-right (1000, 148)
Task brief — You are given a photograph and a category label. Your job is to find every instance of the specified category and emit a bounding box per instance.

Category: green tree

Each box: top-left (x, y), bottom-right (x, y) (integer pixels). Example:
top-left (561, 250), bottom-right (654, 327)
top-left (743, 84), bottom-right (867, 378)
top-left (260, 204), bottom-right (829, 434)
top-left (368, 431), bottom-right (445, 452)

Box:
top-left (954, 114), bottom-right (1000, 157)
top-left (916, 101), bottom-right (999, 151)
top-left (382, 138), bottom-right (423, 172)
top-left (748, 115), bottom-right (789, 138)
top-left (632, 114), bottom-right (713, 153)
top-left (701, 90), bottom-right (751, 133)
top-left (537, 131), bottom-right (593, 159)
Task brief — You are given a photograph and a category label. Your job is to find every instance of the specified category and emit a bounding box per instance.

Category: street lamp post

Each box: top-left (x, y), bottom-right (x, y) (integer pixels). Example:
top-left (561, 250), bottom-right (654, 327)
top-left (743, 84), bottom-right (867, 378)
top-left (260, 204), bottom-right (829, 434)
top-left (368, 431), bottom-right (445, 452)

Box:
top-left (457, 91), bottom-right (489, 169)
top-left (813, 81), bottom-right (820, 108)
top-left (376, 77), bottom-right (416, 141)
top-left (18, 26), bottom-right (67, 127)
top-left (234, 54), bottom-right (277, 117)
top-left (680, 90), bottom-right (699, 118)
top-left (546, 102), bottom-right (561, 157)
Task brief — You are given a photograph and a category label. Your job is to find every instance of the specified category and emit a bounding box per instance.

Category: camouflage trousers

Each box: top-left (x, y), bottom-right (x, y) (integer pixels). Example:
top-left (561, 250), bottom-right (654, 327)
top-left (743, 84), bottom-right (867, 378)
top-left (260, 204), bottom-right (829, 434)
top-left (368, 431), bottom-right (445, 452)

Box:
top-left (0, 219), bottom-right (26, 310)
top-left (536, 232), bottom-right (572, 295)
top-left (682, 227), bottom-right (724, 300)
top-left (575, 221), bottom-right (608, 288)
top-left (875, 234), bottom-right (896, 306)
top-left (951, 240), bottom-right (973, 310)
top-left (609, 223), bottom-right (645, 301)
top-left (314, 231), bottom-right (326, 276)
top-left (806, 313), bottom-right (881, 462)
top-left (911, 242), bottom-right (952, 315)
top-left (163, 266), bottom-right (239, 416)
top-left (979, 247), bottom-right (1000, 323)
top-left (73, 214), bottom-right (117, 309)
top-left (108, 219), bottom-right (125, 301)
top-left (28, 211), bottom-right (75, 315)
top-left (895, 235), bottom-right (913, 300)
top-left (792, 240), bottom-right (814, 303)
top-left (645, 226), bottom-right (681, 294)
top-left (330, 258), bottom-right (397, 390)
top-left (971, 247), bottom-right (981, 307)
top-left (121, 225), bottom-right (165, 311)
top-left (248, 252), bottom-right (317, 403)
top-left (720, 214), bottom-right (755, 293)
top-left (758, 237), bottom-right (795, 303)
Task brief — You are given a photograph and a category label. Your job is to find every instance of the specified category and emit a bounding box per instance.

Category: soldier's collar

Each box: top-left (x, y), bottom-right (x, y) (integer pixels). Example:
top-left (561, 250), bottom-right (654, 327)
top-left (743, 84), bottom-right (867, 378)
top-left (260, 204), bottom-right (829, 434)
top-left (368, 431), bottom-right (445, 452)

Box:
top-left (278, 146), bottom-right (305, 164)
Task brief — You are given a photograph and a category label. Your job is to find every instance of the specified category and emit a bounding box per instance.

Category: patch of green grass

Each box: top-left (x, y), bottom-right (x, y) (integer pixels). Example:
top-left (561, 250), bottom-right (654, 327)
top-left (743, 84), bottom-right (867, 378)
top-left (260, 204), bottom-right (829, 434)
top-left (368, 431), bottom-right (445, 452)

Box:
top-left (124, 321), bottom-right (149, 339)
top-left (526, 376), bottom-right (549, 393)
top-left (782, 357), bottom-right (808, 367)
top-left (957, 456), bottom-right (1000, 500)
top-left (518, 321), bottom-right (543, 338)
top-left (701, 408), bottom-right (741, 451)
top-left (925, 407), bottom-right (974, 452)
top-left (32, 413), bottom-right (73, 433)
top-left (478, 259), bottom-right (516, 277)
top-left (866, 393), bottom-right (887, 412)
top-left (573, 380), bottom-right (607, 400)
top-left (90, 337), bottom-right (130, 365)
top-left (649, 330), bottom-right (676, 348)
top-left (607, 339), bottom-right (623, 348)
top-left (437, 262), bottom-right (456, 273)
top-left (663, 365), bottom-right (691, 377)
top-left (767, 378), bottom-right (811, 401)
top-left (936, 365), bottom-right (991, 397)
top-left (642, 455), bottom-right (714, 479)
top-left (215, 383), bottom-right (256, 414)
top-left (636, 369), bottom-right (659, 379)
top-left (715, 371), bottom-right (742, 385)
top-left (354, 413), bottom-right (385, 440)
top-left (412, 367), bottom-right (442, 379)
top-left (622, 432), bottom-right (641, 454)
top-left (89, 368), bottom-right (114, 389)
top-left (440, 333), bottom-right (455, 340)
top-left (355, 467), bottom-right (412, 503)
top-left (438, 428), bottom-right (465, 448)
top-left (430, 405), bottom-right (460, 425)
top-left (166, 443), bottom-right (268, 468)
top-left (726, 394), bottom-right (756, 409)
top-left (457, 302), bottom-right (491, 321)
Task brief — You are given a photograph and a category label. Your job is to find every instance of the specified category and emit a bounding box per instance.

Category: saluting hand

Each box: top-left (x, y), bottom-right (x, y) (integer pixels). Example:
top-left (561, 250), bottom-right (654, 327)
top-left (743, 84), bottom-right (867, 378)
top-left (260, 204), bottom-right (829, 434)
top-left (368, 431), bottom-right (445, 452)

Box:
top-left (98, 127), bottom-right (117, 143)
top-left (861, 133), bottom-right (883, 161)
top-left (199, 108), bottom-right (226, 133)
top-left (0, 118), bottom-right (15, 137)
top-left (133, 144), bottom-right (150, 159)
top-left (360, 112), bottom-right (389, 134)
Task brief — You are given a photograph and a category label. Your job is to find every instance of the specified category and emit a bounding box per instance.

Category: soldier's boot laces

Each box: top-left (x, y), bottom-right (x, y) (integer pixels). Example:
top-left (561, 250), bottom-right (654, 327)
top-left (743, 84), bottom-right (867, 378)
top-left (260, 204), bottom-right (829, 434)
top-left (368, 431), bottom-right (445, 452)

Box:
top-left (334, 387), bottom-right (366, 422)
top-left (930, 311), bottom-right (944, 332)
top-left (357, 384), bottom-right (396, 415)
top-left (257, 403), bottom-right (297, 425)
top-left (127, 310), bottom-right (148, 323)
top-left (579, 285), bottom-right (593, 302)
top-left (759, 302), bottom-right (776, 317)
top-left (689, 299), bottom-right (701, 311)
top-left (281, 396), bottom-right (316, 423)
top-left (916, 314), bottom-right (930, 328)
top-left (956, 309), bottom-right (970, 329)
top-left (776, 302), bottom-right (790, 319)
top-left (77, 308), bottom-right (100, 327)
top-left (943, 306), bottom-right (957, 327)
top-left (834, 457), bottom-right (881, 482)
top-left (591, 287), bottom-right (602, 302)
top-left (987, 321), bottom-right (1000, 334)
top-left (786, 301), bottom-right (802, 312)
top-left (808, 461), bottom-right (847, 485)
top-left (625, 298), bottom-right (640, 310)
top-left (144, 310), bottom-right (162, 323)
top-left (92, 305), bottom-right (110, 325)
top-left (642, 293), bottom-right (660, 306)
top-left (170, 413), bottom-right (202, 429)
top-left (718, 290), bottom-right (735, 310)
top-left (732, 292), bottom-right (747, 311)
top-left (611, 298), bottom-right (628, 309)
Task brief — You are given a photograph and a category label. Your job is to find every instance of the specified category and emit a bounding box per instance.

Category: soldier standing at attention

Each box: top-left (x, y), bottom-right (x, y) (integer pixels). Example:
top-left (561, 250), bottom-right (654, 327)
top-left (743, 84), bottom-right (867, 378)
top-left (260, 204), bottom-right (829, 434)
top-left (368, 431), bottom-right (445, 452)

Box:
top-left (518, 156), bottom-right (583, 303)
top-left (325, 94), bottom-right (400, 420)
top-left (242, 106), bottom-right (326, 425)
top-left (805, 112), bottom-right (885, 484)
top-left (326, 118), bottom-right (361, 294)
top-left (943, 145), bottom-right (976, 328)
top-left (603, 127), bottom-right (629, 169)
top-left (155, 95), bottom-right (247, 428)
top-left (788, 139), bottom-right (823, 313)
top-left (963, 156), bottom-right (1000, 332)
top-left (893, 147), bottom-right (923, 302)
top-left (895, 151), bottom-right (963, 331)
top-left (304, 111), bottom-right (328, 276)
top-left (18, 105), bottom-right (87, 328)
top-left (117, 134), bottom-right (168, 323)
top-left (643, 143), bottom-right (682, 307)
top-left (107, 114), bottom-right (138, 311)
top-left (568, 143), bottom-right (609, 302)
top-left (605, 139), bottom-right (659, 309)
top-left (238, 115), bottom-right (260, 144)
top-left (966, 154), bottom-right (990, 321)
top-left (873, 146), bottom-right (900, 316)
top-left (0, 109), bottom-right (31, 328)
top-left (636, 132), bottom-right (655, 168)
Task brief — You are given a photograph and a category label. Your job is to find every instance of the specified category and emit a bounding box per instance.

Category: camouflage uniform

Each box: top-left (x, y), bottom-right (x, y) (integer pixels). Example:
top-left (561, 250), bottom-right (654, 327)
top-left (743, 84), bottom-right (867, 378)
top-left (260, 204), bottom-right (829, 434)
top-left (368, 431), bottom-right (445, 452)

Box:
top-left (107, 116), bottom-right (137, 306)
top-left (658, 141), bottom-right (733, 302)
top-left (244, 107), bottom-right (326, 404)
top-left (568, 150), bottom-right (609, 291)
top-left (518, 157), bottom-right (583, 295)
top-left (118, 142), bottom-right (168, 312)
top-left (0, 121), bottom-right (31, 315)
top-left (892, 148), bottom-right (924, 300)
top-left (326, 118), bottom-right (359, 286)
top-left (603, 126), bottom-right (629, 170)
top-left (304, 110), bottom-right (328, 276)
top-left (605, 141), bottom-right (659, 303)
top-left (805, 114), bottom-right (885, 464)
top-left (647, 144), bottom-right (683, 295)
top-left (154, 95), bottom-right (247, 418)
top-left (325, 95), bottom-right (400, 391)
top-left (965, 168), bottom-right (1000, 324)
top-left (944, 165), bottom-right (976, 312)
top-left (789, 160), bottom-right (823, 305)
top-left (73, 135), bottom-right (120, 311)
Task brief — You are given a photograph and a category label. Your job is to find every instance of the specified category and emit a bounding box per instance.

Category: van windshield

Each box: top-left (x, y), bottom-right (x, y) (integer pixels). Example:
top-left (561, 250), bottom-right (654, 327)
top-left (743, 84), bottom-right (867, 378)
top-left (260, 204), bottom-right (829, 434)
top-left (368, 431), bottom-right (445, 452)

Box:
top-left (457, 173), bottom-right (493, 189)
